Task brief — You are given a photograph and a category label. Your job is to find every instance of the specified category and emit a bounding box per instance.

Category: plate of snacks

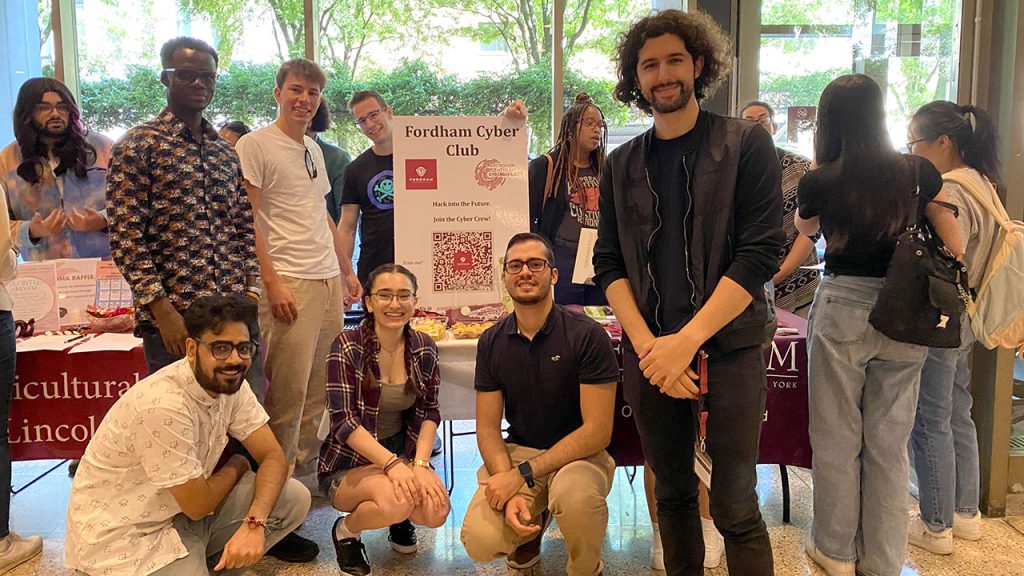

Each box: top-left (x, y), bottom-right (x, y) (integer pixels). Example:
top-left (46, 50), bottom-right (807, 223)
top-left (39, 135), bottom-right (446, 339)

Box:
top-left (451, 321), bottom-right (495, 340)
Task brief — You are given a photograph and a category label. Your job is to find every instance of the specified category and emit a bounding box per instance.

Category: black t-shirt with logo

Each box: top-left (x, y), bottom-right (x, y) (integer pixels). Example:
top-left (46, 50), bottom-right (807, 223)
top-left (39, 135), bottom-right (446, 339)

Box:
top-left (341, 148), bottom-right (394, 283)
top-left (555, 165), bottom-right (601, 244)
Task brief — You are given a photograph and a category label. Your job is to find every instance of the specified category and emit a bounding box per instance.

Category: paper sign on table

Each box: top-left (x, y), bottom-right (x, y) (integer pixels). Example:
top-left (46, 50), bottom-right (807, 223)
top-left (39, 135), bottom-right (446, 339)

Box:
top-left (67, 332), bottom-right (142, 353)
top-left (10, 261), bottom-right (60, 333)
top-left (95, 261), bottom-right (133, 308)
top-left (55, 258), bottom-right (100, 328)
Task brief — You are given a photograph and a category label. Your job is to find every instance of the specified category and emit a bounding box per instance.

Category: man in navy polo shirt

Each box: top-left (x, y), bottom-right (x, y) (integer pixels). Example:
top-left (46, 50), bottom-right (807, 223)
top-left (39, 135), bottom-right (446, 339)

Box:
top-left (460, 232), bottom-right (619, 576)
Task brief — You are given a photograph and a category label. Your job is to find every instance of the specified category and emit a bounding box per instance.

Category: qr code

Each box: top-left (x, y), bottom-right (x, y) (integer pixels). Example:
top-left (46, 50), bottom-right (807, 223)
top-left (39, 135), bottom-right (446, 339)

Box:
top-left (433, 231), bottom-right (493, 292)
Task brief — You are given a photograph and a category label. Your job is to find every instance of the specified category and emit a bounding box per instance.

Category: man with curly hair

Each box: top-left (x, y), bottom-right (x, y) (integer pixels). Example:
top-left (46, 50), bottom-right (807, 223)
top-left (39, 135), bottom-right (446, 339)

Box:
top-left (593, 10), bottom-right (783, 575)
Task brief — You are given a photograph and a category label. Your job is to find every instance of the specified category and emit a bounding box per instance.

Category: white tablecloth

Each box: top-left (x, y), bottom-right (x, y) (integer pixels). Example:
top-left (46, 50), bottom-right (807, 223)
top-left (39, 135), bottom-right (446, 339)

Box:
top-left (436, 337), bottom-right (479, 421)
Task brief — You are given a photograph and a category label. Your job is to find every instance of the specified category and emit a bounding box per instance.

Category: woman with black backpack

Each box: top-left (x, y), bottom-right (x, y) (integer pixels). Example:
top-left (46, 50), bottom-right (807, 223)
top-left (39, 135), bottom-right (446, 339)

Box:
top-left (796, 74), bottom-right (963, 576)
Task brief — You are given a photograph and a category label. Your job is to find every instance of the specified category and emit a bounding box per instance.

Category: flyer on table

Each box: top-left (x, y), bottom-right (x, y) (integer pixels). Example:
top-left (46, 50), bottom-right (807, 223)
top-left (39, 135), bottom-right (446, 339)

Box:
top-left (393, 115), bottom-right (529, 311)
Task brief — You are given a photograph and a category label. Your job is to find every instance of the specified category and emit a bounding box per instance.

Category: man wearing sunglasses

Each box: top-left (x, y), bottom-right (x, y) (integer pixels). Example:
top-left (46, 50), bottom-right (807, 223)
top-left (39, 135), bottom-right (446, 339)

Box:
top-left (462, 232), bottom-right (618, 575)
top-left (66, 294), bottom-right (311, 576)
top-left (1, 77), bottom-right (113, 261)
top-left (235, 59), bottom-right (355, 521)
top-left (107, 37), bottom-right (260, 376)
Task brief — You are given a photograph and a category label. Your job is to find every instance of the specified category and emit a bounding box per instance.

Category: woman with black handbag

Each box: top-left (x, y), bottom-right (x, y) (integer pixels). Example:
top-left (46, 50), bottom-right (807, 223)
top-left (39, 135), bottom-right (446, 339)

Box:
top-left (795, 74), bottom-right (963, 576)
top-left (906, 102), bottom-right (1002, 554)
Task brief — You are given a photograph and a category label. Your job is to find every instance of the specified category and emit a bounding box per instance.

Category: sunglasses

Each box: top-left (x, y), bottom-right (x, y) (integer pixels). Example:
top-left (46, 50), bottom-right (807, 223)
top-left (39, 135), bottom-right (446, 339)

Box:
top-left (304, 147), bottom-right (318, 180)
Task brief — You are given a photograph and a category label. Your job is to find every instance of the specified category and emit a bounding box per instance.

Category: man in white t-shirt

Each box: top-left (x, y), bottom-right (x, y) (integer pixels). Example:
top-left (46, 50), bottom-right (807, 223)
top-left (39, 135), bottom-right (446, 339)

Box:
top-left (235, 59), bottom-right (355, 484)
top-left (65, 294), bottom-right (311, 575)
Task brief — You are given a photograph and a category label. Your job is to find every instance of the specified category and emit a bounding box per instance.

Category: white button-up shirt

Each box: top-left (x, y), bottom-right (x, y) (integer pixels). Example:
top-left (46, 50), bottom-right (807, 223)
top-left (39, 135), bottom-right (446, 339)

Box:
top-left (65, 359), bottom-right (268, 576)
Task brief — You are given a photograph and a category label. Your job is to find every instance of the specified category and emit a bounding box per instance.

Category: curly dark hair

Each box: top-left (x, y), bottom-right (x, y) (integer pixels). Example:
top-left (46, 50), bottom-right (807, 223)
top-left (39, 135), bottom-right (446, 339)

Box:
top-left (13, 78), bottom-right (96, 185)
top-left (613, 9), bottom-right (732, 113)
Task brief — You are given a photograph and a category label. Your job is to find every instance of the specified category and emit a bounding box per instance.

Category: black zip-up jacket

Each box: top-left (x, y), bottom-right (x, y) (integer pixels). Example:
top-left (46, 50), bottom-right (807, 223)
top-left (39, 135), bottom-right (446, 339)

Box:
top-left (593, 112), bottom-right (784, 354)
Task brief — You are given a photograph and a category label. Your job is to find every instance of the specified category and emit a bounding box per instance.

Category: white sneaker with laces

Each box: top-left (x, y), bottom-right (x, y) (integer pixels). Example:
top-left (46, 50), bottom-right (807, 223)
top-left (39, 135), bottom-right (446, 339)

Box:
top-left (649, 524), bottom-right (664, 570)
top-left (952, 511), bottom-right (982, 541)
top-left (701, 517), bottom-right (724, 569)
top-left (0, 532), bottom-right (42, 574)
top-left (804, 532), bottom-right (855, 576)
top-left (907, 514), bottom-right (953, 555)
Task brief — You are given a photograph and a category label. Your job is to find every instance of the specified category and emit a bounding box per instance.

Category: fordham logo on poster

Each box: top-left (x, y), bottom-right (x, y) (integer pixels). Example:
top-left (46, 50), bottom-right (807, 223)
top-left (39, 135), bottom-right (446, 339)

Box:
top-left (405, 159), bottom-right (437, 190)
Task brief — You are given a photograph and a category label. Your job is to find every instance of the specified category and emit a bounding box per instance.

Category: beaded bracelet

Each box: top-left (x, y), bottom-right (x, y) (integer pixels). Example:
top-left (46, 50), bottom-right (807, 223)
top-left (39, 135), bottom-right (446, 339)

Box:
top-left (382, 455), bottom-right (400, 474)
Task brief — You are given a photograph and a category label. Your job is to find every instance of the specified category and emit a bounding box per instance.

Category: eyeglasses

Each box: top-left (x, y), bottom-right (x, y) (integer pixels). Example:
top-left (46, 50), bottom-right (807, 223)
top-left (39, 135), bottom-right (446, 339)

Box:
top-left (370, 290), bottom-right (416, 303)
top-left (579, 118), bottom-right (608, 132)
top-left (355, 108), bottom-right (385, 127)
top-left (504, 259), bottom-right (550, 274)
top-left (906, 137), bottom-right (929, 151)
top-left (35, 102), bottom-right (71, 115)
top-left (163, 68), bottom-right (218, 85)
top-left (304, 147), bottom-right (318, 180)
top-left (201, 340), bottom-right (258, 360)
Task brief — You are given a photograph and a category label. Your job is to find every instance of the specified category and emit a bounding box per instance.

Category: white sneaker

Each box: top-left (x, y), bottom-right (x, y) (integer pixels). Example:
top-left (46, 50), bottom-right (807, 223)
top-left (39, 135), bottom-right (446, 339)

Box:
top-left (804, 532), bottom-right (855, 576)
top-left (952, 511), bottom-right (982, 541)
top-left (649, 524), bottom-right (664, 570)
top-left (907, 514), bottom-right (953, 555)
top-left (701, 518), bottom-right (724, 569)
top-left (0, 533), bottom-right (42, 574)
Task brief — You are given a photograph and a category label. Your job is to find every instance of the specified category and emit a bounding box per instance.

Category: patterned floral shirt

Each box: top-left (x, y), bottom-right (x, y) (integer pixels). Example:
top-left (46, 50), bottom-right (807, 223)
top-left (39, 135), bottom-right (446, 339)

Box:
top-left (65, 359), bottom-right (268, 576)
top-left (319, 323), bottom-right (441, 481)
top-left (0, 132), bottom-right (113, 260)
top-left (106, 109), bottom-right (258, 324)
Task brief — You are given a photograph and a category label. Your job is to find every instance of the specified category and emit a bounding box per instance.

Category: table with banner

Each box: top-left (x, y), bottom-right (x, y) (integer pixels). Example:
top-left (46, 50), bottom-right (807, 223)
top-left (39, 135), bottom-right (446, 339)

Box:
top-left (434, 309), bottom-right (811, 521)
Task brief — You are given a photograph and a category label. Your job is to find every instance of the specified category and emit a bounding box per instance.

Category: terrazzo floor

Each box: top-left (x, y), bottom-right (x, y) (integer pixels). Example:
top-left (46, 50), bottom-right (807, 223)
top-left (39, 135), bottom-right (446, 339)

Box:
top-left (7, 420), bottom-right (1024, 576)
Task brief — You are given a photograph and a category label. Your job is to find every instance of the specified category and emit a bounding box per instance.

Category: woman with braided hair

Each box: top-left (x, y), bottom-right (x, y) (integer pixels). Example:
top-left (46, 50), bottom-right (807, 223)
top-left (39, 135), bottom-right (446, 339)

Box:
top-left (528, 93), bottom-right (608, 305)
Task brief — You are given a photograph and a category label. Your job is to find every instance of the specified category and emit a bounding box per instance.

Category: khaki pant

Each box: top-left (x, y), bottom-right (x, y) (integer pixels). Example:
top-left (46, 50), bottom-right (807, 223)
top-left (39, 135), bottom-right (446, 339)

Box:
top-left (461, 443), bottom-right (615, 576)
top-left (260, 274), bottom-right (344, 476)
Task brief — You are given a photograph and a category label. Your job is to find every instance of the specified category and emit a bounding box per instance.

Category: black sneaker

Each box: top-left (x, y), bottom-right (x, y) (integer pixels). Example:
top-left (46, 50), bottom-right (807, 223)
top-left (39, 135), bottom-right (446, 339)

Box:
top-left (388, 519), bottom-right (417, 553)
top-left (266, 530), bottom-right (319, 563)
top-left (332, 518), bottom-right (371, 576)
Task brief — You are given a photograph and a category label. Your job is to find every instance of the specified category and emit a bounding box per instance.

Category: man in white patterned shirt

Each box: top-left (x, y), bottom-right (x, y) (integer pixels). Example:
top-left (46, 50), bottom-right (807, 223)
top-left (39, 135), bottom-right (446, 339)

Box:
top-left (65, 294), bottom-right (310, 575)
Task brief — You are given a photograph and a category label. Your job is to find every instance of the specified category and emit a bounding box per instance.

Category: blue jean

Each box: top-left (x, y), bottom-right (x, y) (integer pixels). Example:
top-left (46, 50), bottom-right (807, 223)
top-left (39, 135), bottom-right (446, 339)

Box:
top-left (910, 317), bottom-right (979, 531)
top-left (807, 275), bottom-right (927, 576)
top-left (0, 311), bottom-right (14, 538)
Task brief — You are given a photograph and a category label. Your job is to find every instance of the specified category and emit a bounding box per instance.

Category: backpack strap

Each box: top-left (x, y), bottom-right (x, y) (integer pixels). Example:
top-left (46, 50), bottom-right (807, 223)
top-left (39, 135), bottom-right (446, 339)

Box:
top-left (541, 153), bottom-right (555, 213)
top-left (942, 170), bottom-right (1011, 225)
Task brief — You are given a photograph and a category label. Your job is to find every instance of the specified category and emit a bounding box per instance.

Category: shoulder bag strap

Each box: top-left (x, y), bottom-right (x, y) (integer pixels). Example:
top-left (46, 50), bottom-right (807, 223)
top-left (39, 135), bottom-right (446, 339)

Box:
top-left (942, 170), bottom-right (1011, 225)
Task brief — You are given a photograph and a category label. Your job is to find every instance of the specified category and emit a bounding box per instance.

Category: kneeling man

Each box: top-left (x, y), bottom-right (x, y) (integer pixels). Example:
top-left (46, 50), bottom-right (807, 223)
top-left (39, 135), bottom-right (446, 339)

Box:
top-left (66, 294), bottom-right (311, 575)
top-left (461, 233), bottom-right (618, 576)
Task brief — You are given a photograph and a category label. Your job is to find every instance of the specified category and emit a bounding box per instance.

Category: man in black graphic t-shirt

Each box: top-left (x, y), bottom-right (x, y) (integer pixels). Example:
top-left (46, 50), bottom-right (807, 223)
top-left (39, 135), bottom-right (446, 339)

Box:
top-left (340, 90), bottom-right (396, 288)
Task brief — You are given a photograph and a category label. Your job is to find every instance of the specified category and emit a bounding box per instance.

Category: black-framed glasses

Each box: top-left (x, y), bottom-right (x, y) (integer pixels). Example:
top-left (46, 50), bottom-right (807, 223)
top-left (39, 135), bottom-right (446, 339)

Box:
top-left (370, 290), bottom-right (416, 304)
top-left (163, 68), bottom-right (218, 84)
top-left (355, 108), bottom-right (385, 127)
top-left (504, 259), bottom-right (550, 274)
top-left (906, 137), bottom-right (930, 151)
top-left (201, 340), bottom-right (258, 360)
top-left (35, 102), bottom-right (71, 115)
top-left (304, 147), bottom-right (318, 180)
top-left (579, 118), bottom-right (608, 132)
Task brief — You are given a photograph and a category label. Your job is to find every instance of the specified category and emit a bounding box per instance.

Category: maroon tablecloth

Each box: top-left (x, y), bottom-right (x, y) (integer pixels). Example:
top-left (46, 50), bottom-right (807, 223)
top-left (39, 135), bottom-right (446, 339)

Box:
top-left (607, 309), bottom-right (811, 469)
top-left (9, 346), bottom-right (147, 461)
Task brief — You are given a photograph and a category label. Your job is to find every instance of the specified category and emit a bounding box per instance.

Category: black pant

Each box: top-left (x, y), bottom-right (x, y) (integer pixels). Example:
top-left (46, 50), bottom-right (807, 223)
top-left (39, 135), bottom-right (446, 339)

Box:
top-left (623, 344), bottom-right (774, 576)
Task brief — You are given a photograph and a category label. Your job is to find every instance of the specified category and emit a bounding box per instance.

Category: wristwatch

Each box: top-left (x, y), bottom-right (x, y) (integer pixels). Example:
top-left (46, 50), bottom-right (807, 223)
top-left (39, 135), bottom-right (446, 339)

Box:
top-left (517, 460), bottom-right (535, 489)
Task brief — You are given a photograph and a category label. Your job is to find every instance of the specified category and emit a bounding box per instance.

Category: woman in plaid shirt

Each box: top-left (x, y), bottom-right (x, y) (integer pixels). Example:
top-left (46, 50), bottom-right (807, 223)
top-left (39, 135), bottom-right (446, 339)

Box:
top-left (317, 264), bottom-right (448, 576)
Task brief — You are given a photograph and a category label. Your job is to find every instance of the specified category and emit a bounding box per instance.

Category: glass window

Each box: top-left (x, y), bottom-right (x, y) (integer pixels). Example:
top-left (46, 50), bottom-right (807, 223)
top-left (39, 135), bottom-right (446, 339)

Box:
top-left (76, 0), bottom-right (301, 139)
top-left (758, 0), bottom-right (962, 157)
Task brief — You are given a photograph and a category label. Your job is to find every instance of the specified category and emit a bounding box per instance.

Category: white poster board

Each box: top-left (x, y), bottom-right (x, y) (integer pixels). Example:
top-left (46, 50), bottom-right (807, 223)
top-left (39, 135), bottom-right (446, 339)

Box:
top-left (10, 261), bottom-right (60, 333)
top-left (393, 115), bottom-right (529, 310)
top-left (55, 258), bottom-right (100, 327)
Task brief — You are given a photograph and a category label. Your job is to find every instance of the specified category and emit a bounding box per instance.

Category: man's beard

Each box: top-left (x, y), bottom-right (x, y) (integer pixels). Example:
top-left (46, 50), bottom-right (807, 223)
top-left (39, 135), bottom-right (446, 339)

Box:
top-left (193, 354), bottom-right (247, 396)
top-left (35, 121), bottom-right (68, 140)
top-left (508, 280), bottom-right (551, 306)
top-left (647, 81), bottom-right (693, 114)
